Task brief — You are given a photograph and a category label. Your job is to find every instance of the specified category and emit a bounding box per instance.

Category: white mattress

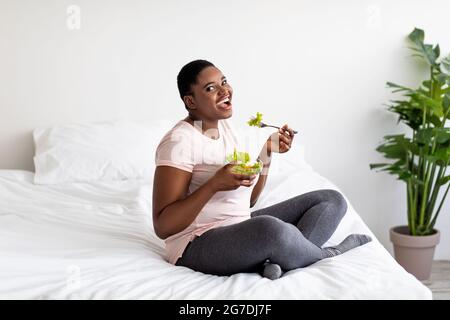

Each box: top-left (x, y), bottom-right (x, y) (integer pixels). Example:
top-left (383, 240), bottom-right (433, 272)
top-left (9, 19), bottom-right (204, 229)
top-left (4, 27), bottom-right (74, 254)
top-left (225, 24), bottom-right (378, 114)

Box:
top-left (0, 169), bottom-right (431, 299)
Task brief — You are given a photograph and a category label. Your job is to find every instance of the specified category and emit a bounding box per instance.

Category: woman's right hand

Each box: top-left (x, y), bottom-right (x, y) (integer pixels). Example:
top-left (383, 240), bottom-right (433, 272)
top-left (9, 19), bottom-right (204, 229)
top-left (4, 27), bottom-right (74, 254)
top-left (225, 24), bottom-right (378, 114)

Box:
top-left (209, 163), bottom-right (258, 192)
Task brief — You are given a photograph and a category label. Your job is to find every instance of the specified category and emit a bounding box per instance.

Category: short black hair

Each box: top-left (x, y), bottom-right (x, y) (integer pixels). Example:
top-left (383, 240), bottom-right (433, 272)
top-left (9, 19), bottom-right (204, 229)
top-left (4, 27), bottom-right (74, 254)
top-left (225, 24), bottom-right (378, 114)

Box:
top-left (177, 59), bottom-right (215, 110)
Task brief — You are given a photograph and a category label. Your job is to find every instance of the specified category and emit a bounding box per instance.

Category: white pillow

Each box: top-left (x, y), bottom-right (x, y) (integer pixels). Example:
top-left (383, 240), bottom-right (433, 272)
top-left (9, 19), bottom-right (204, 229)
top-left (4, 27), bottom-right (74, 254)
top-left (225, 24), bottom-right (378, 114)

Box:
top-left (32, 119), bottom-right (311, 185)
top-left (33, 120), bottom-right (170, 185)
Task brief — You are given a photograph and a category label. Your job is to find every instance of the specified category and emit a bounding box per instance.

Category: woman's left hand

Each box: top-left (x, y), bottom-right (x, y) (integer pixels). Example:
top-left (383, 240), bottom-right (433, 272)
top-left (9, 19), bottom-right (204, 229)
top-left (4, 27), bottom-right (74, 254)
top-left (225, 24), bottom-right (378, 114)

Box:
top-left (267, 124), bottom-right (295, 153)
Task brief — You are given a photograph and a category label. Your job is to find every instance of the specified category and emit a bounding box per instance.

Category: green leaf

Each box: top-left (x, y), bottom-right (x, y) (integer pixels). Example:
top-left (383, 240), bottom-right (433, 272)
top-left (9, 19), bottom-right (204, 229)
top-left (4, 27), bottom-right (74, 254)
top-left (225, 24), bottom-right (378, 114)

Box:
top-left (408, 28), bottom-right (424, 44)
top-left (386, 82), bottom-right (412, 92)
top-left (399, 171), bottom-right (412, 180)
top-left (415, 128), bottom-right (434, 144)
top-left (441, 55), bottom-right (450, 75)
top-left (433, 44), bottom-right (440, 59)
top-left (247, 112), bottom-right (263, 127)
top-left (383, 134), bottom-right (405, 140)
top-left (410, 92), bottom-right (443, 117)
top-left (434, 128), bottom-right (450, 144)
top-left (407, 27), bottom-right (438, 66)
top-left (369, 163), bottom-right (389, 170)
top-left (426, 148), bottom-right (450, 166)
top-left (226, 149), bottom-right (252, 164)
top-left (376, 143), bottom-right (407, 159)
top-left (430, 115), bottom-right (443, 127)
top-left (439, 175), bottom-right (450, 185)
top-left (422, 80), bottom-right (432, 89)
top-left (444, 94), bottom-right (450, 114)
top-left (435, 73), bottom-right (448, 84)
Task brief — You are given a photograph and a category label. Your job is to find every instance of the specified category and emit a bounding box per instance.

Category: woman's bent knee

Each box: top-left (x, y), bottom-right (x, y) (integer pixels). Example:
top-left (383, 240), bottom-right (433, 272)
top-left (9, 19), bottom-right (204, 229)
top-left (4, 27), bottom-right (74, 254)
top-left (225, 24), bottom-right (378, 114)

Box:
top-left (322, 189), bottom-right (347, 217)
top-left (251, 216), bottom-right (295, 246)
top-left (251, 215), bottom-right (284, 232)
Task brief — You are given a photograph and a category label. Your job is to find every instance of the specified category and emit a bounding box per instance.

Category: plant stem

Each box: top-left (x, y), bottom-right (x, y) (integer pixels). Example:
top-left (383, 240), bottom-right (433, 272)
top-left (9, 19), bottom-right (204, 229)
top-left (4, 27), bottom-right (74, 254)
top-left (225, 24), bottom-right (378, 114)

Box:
top-left (409, 131), bottom-right (418, 235)
top-left (407, 178), bottom-right (416, 234)
top-left (412, 141), bottom-right (419, 234)
top-left (418, 68), bottom-right (437, 229)
top-left (430, 181), bottom-right (449, 229)
top-left (425, 164), bottom-right (442, 224)
top-left (406, 152), bottom-right (412, 233)
top-left (419, 162), bottom-right (433, 227)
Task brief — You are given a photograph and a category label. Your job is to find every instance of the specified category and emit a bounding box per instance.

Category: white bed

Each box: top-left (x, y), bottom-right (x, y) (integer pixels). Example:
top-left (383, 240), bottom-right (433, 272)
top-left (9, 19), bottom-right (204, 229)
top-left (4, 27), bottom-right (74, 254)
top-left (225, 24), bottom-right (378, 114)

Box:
top-left (0, 164), bottom-right (432, 299)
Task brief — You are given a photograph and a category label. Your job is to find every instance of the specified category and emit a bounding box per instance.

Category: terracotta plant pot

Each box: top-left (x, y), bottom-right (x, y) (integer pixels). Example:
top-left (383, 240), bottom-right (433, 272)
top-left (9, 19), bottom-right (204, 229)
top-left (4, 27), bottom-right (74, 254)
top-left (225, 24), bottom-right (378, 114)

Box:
top-left (389, 226), bottom-right (440, 280)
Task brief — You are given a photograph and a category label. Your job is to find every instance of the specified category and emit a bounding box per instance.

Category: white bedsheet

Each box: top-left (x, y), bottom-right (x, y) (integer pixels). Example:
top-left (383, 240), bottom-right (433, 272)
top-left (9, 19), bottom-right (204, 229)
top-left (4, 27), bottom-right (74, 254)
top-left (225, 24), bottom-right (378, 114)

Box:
top-left (0, 169), bottom-right (431, 299)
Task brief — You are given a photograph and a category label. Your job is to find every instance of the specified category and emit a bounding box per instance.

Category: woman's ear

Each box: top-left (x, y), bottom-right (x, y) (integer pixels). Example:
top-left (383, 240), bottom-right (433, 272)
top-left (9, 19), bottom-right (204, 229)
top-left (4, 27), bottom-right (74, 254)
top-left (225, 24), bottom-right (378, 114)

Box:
top-left (183, 95), bottom-right (196, 110)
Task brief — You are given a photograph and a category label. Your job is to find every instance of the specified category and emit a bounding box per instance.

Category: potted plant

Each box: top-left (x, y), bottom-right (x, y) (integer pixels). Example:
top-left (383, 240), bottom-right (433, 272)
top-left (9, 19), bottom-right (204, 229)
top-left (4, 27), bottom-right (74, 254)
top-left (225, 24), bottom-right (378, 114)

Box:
top-left (370, 28), bottom-right (450, 280)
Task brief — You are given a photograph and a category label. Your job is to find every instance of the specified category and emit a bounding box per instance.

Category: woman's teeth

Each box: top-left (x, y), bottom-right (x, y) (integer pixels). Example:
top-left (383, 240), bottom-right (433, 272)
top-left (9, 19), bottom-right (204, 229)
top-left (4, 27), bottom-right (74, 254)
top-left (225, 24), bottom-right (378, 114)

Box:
top-left (217, 97), bottom-right (230, 105)
top-left (217, 97), bottom-right (232, 110)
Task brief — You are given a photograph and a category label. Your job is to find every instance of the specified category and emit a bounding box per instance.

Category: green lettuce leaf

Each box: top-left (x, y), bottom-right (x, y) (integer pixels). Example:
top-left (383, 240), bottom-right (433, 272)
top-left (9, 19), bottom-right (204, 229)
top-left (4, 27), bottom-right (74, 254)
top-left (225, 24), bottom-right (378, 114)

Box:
top-left (247, 112), bottom-right (263, 127)
top-left (225, 147), bottom-right (263, 175)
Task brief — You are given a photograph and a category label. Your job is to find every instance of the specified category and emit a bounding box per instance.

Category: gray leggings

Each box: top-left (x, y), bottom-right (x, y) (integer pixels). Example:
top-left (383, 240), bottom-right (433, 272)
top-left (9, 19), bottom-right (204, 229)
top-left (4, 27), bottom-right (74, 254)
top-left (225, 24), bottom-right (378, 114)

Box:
top-left (175, 189), bottom-right (347, 275)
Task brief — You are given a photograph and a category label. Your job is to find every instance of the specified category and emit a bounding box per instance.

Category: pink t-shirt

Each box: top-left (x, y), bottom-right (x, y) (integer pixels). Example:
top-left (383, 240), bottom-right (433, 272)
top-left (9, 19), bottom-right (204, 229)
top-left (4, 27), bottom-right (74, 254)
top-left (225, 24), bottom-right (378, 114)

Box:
top-left (155, 119), bottom-right (255, 265)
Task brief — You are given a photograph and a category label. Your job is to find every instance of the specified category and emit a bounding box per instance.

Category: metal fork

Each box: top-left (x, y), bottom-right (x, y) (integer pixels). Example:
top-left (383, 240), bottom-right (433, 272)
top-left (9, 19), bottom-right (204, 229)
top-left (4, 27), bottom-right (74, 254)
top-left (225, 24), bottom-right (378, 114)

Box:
top-left (260, 122), bottom-right (298, 134)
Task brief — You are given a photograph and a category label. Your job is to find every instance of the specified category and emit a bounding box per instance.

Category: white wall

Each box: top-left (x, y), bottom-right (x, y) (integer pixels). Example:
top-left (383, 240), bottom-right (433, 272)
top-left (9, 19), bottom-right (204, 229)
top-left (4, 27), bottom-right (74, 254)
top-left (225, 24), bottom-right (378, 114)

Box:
top-left (0, 0), bottom-right (449, 259)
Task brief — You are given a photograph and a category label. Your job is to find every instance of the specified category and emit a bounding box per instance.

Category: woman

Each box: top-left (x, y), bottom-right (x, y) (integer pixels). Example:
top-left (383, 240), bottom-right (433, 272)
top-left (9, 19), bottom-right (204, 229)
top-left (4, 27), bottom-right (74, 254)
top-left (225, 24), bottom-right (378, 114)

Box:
top-left (152, 60), bottom-right (371, 280)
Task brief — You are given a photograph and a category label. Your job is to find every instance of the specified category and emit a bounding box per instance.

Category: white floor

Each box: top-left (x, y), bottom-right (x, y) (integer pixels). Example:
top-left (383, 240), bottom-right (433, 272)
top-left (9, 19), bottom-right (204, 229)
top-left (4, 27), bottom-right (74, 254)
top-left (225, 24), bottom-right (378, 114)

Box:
top-left (422, 260), bottom-right (450, 300)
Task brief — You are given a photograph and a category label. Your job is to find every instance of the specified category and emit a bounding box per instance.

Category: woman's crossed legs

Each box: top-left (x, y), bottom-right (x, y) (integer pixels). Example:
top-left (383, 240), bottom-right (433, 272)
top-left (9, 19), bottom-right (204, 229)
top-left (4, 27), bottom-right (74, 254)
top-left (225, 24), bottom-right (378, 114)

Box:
top-left (175, 189), bottom-right (371, 277)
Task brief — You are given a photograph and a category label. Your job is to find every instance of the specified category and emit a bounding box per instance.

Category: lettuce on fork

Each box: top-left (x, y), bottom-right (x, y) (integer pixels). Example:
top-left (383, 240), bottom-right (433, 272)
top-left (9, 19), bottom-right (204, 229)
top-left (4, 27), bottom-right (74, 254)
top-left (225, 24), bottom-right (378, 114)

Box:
top-left (247, 112), bottom-right (263, 127)
top-left (225, 148), bottom-right (263, 175)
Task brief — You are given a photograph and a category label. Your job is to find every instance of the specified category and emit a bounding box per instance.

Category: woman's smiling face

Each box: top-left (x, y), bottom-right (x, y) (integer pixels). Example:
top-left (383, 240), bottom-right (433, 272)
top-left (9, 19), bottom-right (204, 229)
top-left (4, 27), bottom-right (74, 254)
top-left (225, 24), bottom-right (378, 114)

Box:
top-left (184, 66), bottom-right (233, 121)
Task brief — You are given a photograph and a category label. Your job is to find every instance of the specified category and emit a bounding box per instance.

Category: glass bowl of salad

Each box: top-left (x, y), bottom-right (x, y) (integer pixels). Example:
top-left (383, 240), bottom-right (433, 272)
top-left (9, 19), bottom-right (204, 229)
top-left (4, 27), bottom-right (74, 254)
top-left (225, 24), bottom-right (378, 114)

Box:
top-left (225, 149), bottom-right (263, 175)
